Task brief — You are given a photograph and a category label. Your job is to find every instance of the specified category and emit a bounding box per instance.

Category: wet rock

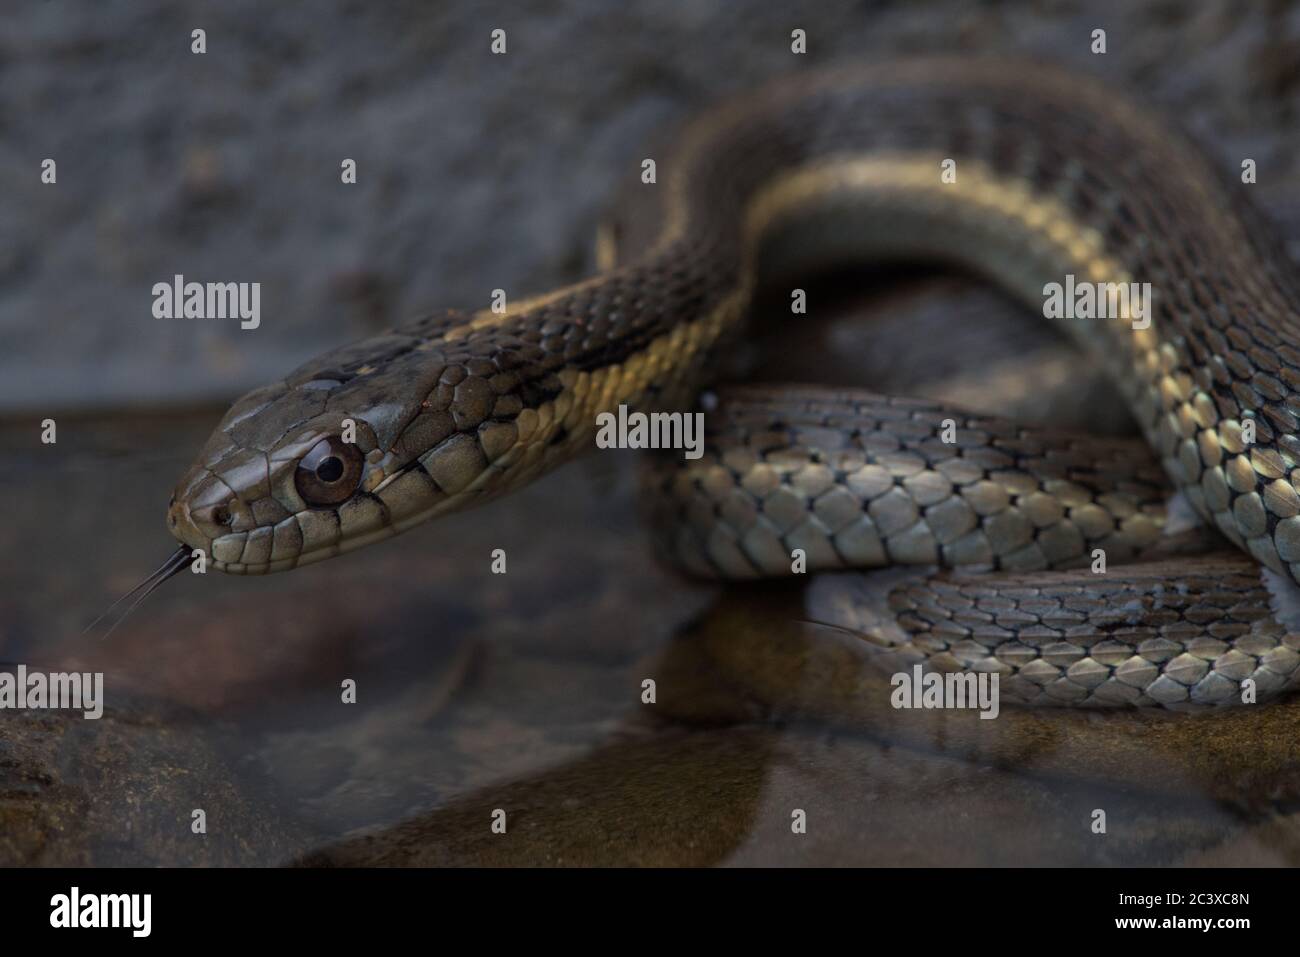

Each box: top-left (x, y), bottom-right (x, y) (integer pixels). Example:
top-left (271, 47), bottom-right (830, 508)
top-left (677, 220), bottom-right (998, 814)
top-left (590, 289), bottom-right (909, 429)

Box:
top-left (0, 682), bottom-right (308, 865)
top-left (301, 715), bottom-right (1300, 866)
top-left (298, 727), bottom-right (776, 866)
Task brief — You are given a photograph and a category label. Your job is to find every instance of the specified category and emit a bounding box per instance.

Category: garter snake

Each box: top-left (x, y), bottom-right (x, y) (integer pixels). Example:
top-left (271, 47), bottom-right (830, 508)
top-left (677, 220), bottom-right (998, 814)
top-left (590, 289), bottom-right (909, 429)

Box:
top-left (160, 58), bottom-right (1300, 708)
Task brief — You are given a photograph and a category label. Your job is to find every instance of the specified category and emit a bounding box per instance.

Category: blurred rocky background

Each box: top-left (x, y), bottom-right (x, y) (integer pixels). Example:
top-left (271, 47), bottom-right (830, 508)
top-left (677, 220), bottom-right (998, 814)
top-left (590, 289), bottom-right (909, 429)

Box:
top-left (2, 0), bottom-right (1298, 412)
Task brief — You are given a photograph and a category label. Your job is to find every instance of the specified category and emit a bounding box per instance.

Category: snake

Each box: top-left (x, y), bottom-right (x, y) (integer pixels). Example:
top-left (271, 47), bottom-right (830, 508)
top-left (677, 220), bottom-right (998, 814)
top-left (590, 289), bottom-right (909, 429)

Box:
top-left (153, 57), bottom-right (1300, 710)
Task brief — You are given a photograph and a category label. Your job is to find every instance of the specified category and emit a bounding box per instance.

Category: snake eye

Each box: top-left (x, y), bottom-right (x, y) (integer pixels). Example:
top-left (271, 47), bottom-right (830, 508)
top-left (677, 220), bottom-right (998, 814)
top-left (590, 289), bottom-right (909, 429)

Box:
top-left (295, 436), bottom-right (363, 507)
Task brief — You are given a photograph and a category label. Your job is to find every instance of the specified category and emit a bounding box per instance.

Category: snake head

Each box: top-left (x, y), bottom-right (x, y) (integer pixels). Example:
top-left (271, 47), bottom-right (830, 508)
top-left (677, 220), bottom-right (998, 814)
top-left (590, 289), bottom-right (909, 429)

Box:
top-left (167, 398), bottom-right (390, 574)
top-left (167, 317), bottom-right (540, 573)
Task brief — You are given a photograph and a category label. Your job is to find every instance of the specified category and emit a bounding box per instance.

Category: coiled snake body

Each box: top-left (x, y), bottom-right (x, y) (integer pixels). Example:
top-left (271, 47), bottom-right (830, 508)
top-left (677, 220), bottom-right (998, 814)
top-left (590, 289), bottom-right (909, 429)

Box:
top-left (166, 58), bottom-right (1300, 709)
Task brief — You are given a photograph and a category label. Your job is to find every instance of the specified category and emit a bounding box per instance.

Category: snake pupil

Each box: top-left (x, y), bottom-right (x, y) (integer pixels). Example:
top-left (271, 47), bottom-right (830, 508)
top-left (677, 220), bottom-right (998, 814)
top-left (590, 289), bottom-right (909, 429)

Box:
top-left (316, 456), bottom-right (344, 483)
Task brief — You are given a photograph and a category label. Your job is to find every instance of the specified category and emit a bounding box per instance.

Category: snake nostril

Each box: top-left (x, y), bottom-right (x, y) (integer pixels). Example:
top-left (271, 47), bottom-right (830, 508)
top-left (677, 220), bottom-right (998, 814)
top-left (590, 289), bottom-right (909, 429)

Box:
top-left (211, 505), bottom-right (232, 527)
